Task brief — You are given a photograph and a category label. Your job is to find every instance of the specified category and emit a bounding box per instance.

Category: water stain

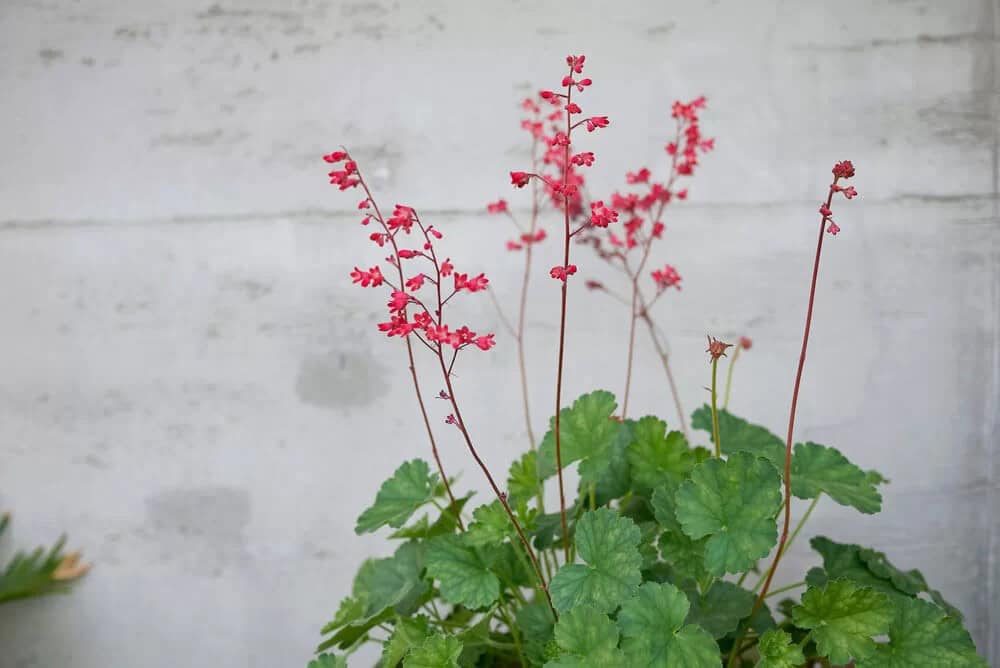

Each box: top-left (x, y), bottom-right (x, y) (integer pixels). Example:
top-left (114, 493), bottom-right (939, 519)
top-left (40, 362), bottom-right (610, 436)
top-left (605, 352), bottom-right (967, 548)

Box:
top-left (295, 349), bottom-right (388, 410)
top-left (144, 486), bottom-right (250, 576)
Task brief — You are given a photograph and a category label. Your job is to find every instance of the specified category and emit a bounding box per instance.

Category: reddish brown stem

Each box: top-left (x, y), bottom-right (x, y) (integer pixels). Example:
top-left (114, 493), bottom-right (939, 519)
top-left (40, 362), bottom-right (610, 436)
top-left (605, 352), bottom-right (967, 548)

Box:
top-left (415, 215), bottom-right (556, 619)
top-left (517, 136), bottom-right (542, 450)
top-left (553, 71), bottom-right (574, 563)
top-left (351, 160), bottom-right (462, 528)
top-left (637, 308), bottom-right (689, 439)
top-left (738, 182), bottom-right (839, 665)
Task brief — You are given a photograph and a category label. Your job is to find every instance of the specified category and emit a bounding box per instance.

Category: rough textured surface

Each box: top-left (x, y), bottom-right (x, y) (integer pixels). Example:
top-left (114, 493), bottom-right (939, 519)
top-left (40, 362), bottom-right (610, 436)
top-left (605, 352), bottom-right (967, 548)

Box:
top-left (0, 1), bottom-right (997, 666)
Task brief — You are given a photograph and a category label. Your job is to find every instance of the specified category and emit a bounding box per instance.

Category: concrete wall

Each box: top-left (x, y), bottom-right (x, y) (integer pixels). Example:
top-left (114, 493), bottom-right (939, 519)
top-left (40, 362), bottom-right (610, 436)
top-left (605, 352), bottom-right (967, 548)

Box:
top-left (0, 1), bottom-right (996, 666)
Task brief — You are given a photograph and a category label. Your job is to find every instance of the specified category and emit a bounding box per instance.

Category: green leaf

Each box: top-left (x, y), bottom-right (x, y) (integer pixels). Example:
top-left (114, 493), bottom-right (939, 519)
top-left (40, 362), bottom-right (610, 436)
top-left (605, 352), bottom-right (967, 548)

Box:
top-left (517, 601), bottom-right (556, 666)
top-left (538, 390), bottom-right (622, 483)
top-left (545, 605), bottom-right (624, 667)
top-left (465, 501), bottom-right (514, 547)
top-left (792, 579), bottom-right (894, 664)
top-left (857, 597), bottom-right (986, 667)
top-left (356, 459), bottom-right (438, 534)
top-left (425, 535), bottom-right (500, 609)
top-left (382, 615), bottom-right (432, 667)
top-left (353, 542), bottom-right (428, 617)
top-left (618, 582), bottom-right (720, 667)
top-left (755, 629), bottom-right (806, 668)
top-left (791, 442), bottom-right (881, 513)
top-left (626, 416), bottom-right (695, 494)
top-left (806, 536), bottom-right (962, 618)
top-left (307, 654), bottom-right (348, 668)
top-left (691, 406), bottom-right (784, 468)
top-left (674, 452), bottom-right (782, 575)
top-left (404, 634), bottom-right (463, 668)
top-left (549, 508), bottom-right (642, 613)
top-left (651, 483), bottom-right (710, 583)
top-left (508, 450), bottom-right (540, 507)
top-left (320, 596), bottom-right (367, 635)
top-left (684, 580), bottom-right (755, 639)
top-left (590, 418), bottom-right (634, 503)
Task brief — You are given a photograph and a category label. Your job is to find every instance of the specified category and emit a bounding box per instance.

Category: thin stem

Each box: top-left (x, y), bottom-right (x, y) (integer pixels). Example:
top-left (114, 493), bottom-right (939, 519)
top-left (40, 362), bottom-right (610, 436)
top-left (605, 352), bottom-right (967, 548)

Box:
top-left (710, 357), bottom-right (722, 458)
top-left (621, 286), bottom-right (640, 419)
top-left (553, 69), bottom-right (574, 563)
top-left (351, 160), bottom-right (462, 529)
top-left (732, 183), bottom-right (837, 668)
top-left (638, 301), bottom-right (688, 439)
top-left (516, 135), bottom-right (541, 452)
top-left (753, 203), bottom-right (831, 606)
top-left (722, 345), bottom-right (741, 410)
top-left (764, 581), bottom-right (806, 599)
top-left (418, 221), bottom-right (555, 620)
top-left (751, 494), bottom-right (822, 594)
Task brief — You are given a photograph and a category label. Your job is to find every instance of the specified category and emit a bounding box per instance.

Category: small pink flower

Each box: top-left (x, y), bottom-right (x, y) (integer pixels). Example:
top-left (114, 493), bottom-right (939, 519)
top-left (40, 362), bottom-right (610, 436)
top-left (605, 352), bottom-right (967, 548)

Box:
top-left (566, 54), bottom-right (586, 73)
top-left (445, 414), bottom-right (458, 425)
top-left (585, 116), bottom-right (609, 132)
top-left (405, 274), bottom-right (425, 291)
top-left (397, 249), bottom-right (419, 259)
top-left (350, 266), bottom-right (384, 288)
top-left (487, 199), bottom-right (508, 214)
top-left (842, 186), bottom-right (858, 199)
top-left (387, 291), bottom-right (410, 312)
top-left (739, 336), bottom-right (753, 350)
top-left (626, 168), bottom-right (651, 184)
top-left (441, 258), bottom-right (454, 277)
top-left (826, 221), bottom-right (841, 235)
top-left (571, 151), bottom-right (595, 167)
top-left (549, 264), bottom-right (578, 281)
top-left (510, 171), bottom-right (531, 188)
top-left (590, 201), bottom-right (618, 228)
top-left (651, 265), bottom-right (682, 291)
top-left (369, 232), bottom-right (386, 247)
top-left (474, 334), bottom-right (496, 351)
top-left (832, 160), bottom-right (855, 179)
top-left (819, 204), bottom-right (833, 218)
top-left (506, 240), bottom-right (523, 251)
top-left (358, 199), bottom-right (370, 209)
top-left (565, 102), bottom-right (582, 114)
top-left (322, 151), bottom-right (348, 163)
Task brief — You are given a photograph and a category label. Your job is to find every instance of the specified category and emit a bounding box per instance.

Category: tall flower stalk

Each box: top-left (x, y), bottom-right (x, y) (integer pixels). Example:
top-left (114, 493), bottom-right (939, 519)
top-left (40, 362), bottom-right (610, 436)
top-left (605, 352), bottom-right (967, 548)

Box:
top-left (510, 54), bottom-right (612, 562)
top-left (729, 160), bottom-right (858, 667)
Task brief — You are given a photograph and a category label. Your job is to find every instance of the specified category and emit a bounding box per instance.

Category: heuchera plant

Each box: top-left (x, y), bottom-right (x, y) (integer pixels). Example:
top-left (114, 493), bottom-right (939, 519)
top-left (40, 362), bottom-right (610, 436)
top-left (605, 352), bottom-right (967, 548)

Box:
top-left (313, 55), bottom-right (986, 668)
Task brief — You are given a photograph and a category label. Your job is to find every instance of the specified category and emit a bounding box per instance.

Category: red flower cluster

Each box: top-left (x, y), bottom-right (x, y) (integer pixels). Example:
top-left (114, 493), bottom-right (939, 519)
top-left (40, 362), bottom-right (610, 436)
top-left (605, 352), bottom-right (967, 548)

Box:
top-left (324, 150), bottom-right (496, 357)
top-left (549, 264), bottom-right (578, 281)
top-left (325, 152), bottom-right (361, 191)
top-left (651, 264), bottom-right (683, 291)
top-left (506, 228), bottom-right (547, 252)
top-left (822, 160), bottom-right (859, 235)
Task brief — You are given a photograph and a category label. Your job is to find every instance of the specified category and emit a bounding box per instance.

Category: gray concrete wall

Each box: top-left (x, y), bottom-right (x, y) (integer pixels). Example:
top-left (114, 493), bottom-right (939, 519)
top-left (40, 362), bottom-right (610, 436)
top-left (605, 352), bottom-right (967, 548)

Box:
top-left (0, 1), bottom-right (996, 666)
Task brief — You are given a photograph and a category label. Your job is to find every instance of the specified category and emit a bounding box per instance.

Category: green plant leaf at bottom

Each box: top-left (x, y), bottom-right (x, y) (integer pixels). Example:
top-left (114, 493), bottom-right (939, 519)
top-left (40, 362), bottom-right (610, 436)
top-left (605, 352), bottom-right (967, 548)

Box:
top-left (618, 582), bottom-right (720, 668)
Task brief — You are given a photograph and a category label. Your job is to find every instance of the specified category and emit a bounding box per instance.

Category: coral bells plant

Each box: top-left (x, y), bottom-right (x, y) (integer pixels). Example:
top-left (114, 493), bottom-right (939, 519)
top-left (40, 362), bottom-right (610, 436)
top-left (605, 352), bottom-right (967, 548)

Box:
top-left (311, 56), bottom-right (986, 668)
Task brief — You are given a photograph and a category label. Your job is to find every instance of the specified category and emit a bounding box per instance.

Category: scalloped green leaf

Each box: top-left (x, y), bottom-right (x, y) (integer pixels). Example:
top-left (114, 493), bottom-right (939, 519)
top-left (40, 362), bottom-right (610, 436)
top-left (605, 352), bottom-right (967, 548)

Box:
top-left (507, 450), bottom-right (539, 507)
top-left (356, 459), bottom-right (438, 534)
top-left (516, 601), bottom-right (556, 666)
top-left (792, 579), bottom-right (894, 665)
top-left (403, 634), bottom-right (463, 668)
top-left (545, 605), bottom-right (624, 667)
top-left (465, 501), bottom-right (514, 547)
top-left (684, 580), bottom-right (755, 639)
top-left (382, 615), bottom-right (432, 667)
top-left (674, 452), bottom-right (782, 575)
top-left (755, 629), bottom-right (806, 668)
top-left (806, 536), bottom-right (961, 618)
top-left (626, 416), bottom-right (695, 494)
top-left (538, 391), bottom-right (622, 483)
top-left (691, 406), bottom-right (784, 468)
top-left (425, 535), bottom-right (500, 609)
top-left (354, 542), bottom-right (428, 617)
top-left (307, 654), bottom-right (347, 668)
top-left (590, 418), bottom-right (634, 503)
top-left (857, 597), bottom-right (985, 667)
top-left (549, 508), bottom-right (642, 613)
top-left (791, 442), bottom-right (881, 513)
top-left (651, 483), bottom-right (710, 583)
top-left (618, 582), bottom-right (720, 667)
